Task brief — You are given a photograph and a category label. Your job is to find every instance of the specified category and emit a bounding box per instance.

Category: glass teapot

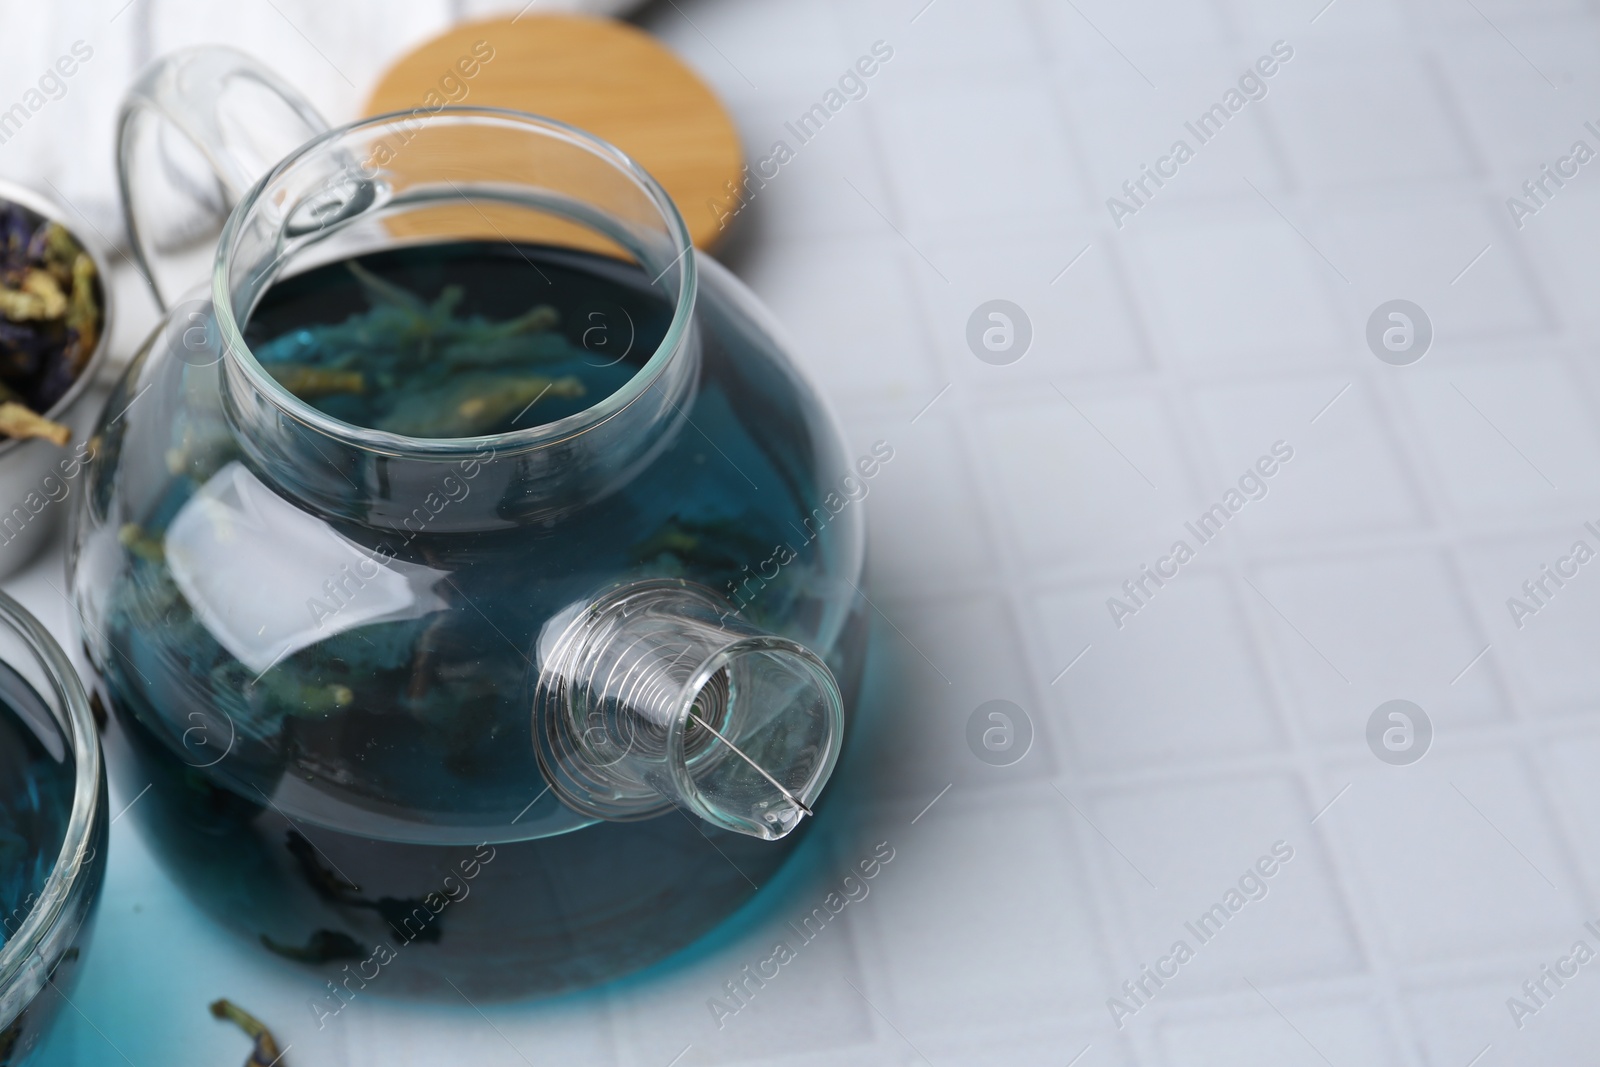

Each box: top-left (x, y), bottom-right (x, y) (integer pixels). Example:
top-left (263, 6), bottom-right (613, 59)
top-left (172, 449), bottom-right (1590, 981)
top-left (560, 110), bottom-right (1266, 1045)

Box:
top-left (68, 46), bottom-right (868, 996)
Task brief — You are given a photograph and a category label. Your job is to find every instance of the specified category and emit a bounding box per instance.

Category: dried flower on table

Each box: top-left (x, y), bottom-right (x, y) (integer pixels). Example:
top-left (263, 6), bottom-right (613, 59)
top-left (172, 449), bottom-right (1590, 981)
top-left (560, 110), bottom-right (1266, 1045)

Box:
top-left (209, 999), bottom-right (287, 1067)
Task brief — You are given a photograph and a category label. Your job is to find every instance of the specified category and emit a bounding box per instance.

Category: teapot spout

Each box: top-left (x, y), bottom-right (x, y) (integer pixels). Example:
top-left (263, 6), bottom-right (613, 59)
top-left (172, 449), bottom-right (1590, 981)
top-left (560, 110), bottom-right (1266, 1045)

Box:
top-left (535, 580), bottom-right (843, 840)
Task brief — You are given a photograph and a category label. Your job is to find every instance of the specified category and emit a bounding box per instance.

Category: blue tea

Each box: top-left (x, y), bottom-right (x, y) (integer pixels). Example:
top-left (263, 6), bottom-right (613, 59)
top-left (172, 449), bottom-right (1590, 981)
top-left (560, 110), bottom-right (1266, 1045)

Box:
top-left (0, 658), bottom-right (101, 1067)
top-left (0, 666), bottom-right (72, 953)
top-left (244, 241), bottom-right (672, 435)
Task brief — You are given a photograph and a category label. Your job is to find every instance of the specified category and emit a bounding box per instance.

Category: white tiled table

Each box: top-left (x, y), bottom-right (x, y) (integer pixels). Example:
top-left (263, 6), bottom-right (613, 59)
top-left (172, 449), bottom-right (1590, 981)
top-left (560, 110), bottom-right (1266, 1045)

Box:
top-left (6, 0), bottom-right (1600, 1064)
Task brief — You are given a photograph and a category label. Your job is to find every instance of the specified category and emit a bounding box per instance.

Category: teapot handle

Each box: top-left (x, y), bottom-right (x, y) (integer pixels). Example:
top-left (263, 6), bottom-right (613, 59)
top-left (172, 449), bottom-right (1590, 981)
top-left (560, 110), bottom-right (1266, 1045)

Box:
top-left (117, 46), bottom-right (329, 310)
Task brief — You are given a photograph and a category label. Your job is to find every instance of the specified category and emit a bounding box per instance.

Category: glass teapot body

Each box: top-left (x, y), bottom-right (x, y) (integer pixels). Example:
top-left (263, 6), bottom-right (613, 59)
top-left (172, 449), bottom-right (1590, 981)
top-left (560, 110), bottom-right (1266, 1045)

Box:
top-left (67, 48), bottom-right (867, 996)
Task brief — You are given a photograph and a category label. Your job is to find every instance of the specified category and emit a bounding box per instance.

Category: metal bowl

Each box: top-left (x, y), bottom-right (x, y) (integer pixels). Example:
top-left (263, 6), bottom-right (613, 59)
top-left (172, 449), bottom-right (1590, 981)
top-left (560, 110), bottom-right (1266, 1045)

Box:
top-left (0, 179), bottom-right (117, 579)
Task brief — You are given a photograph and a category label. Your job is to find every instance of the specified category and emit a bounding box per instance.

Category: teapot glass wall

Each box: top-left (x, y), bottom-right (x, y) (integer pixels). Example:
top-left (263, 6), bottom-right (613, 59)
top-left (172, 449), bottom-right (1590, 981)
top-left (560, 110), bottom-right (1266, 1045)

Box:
top-left (69, 47), bottom-right (868, 996)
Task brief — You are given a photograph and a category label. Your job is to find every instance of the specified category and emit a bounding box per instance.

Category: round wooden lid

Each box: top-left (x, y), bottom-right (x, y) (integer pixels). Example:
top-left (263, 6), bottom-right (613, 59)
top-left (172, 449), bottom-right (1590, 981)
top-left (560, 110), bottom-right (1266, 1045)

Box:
top-left (364, 15), bottom-right (743, 249)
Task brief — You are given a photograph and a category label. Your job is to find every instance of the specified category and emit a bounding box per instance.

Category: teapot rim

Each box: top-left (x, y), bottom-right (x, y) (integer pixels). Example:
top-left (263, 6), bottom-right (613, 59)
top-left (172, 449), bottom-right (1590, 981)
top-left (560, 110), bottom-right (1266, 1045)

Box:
top-left (210, 106), bottom-right (699, 460)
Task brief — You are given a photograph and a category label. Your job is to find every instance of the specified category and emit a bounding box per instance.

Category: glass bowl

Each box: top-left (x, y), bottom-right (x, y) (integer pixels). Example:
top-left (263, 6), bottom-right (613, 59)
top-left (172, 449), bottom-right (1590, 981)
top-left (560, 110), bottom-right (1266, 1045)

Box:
top-left (0, 591), bottom-right (106, 1066)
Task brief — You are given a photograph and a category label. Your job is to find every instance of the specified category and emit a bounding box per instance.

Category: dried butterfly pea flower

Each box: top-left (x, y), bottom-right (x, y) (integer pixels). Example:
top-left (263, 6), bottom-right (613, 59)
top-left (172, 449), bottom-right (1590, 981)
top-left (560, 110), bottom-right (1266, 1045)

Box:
top-left (259, 928), bottom-right (365, 964)
top-left (0, 402), bottom-right (68, 445)
top-left (116, 523), bottom-right (164, 563)
top-left (0, 200), bottom-right (102, 444)
top-left (0, 270), bottom-right (67, 321)
top-left (376, 372), bottom-right (586, 437)
top-left (32, 222), bottom-right (81, 281)
top-left (0, 320), bottom-right (50, 362)
top-left (265, 364), bottom-right (365, 398)
top-left (252, 260), bottom-right (581, 436)
top-left (209, 999), bottom-right (287, 1067)
top-left (34, 347), bottom-right (77, 412)
top-left (66, 253), bottom-right (99, 371)
top-left (0, 206), bottom-right (32, 269)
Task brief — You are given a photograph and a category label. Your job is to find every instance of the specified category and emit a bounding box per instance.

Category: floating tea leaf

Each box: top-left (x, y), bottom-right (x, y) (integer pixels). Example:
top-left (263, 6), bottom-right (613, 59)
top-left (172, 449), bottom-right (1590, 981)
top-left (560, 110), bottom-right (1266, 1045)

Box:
top-left (376, 373), bottom-right (586, 437)
top-left (248, 251), bottom-right (620, 437)
top-left (265, 364), bottom-right (365, 399)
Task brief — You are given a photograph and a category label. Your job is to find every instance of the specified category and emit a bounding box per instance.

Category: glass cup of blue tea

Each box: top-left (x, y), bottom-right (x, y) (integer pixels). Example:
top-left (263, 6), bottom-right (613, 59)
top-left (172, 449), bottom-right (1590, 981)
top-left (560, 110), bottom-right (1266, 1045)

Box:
top-left (70, 46), bottom-right (868, 998)
top-left (0, 591), bottom-right (106, 1065)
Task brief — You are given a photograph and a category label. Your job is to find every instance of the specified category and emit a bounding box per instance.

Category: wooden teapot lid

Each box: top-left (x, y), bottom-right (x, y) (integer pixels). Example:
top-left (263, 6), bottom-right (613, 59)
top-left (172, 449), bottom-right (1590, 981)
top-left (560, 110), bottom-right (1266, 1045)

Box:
top-left (364, 15), bottom-right (743, 249)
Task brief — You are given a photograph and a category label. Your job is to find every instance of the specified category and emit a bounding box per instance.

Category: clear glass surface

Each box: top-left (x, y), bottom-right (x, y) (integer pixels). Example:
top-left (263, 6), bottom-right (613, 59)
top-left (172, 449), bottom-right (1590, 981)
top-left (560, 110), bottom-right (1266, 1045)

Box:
top-left (0, 592), bottom-right (107, 1065)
